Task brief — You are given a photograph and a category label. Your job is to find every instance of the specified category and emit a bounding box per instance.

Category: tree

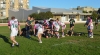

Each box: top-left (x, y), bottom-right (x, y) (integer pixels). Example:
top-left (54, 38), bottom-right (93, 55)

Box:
top-left (83, 11), bottom-right (88, 13)
top-left (45, 11), bottom-right (53, 19)
top-left (39, 12), bottom-right (46, 20)
top-left (29, 11), bottom-right (53, 20)
top-left (89, 11), bottom-right (93, 13)
top-left (92, 11), bottom-right (98, 20)
top-left (97, 8), bottom-right (100, 14)
top-left (30, 13), bottom-right (39, 19)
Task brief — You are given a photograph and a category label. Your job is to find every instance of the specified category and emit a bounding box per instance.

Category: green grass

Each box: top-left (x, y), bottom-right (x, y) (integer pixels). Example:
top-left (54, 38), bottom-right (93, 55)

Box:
top-left (0, 24), bottom-right (100, 55)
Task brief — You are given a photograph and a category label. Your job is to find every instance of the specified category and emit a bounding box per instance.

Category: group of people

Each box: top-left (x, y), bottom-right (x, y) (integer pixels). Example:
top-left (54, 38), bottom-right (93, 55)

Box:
top-left (24, 17), bottom-right (68, 43)
top-left (8, 16), bottom-right (97, 47)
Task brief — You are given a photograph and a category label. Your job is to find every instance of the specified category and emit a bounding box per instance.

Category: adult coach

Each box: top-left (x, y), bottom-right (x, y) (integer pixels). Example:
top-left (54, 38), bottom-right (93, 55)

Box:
top-left (25, 16), bottom-right (31, 38)
top-left (8, 16), bottom-right (21, 47)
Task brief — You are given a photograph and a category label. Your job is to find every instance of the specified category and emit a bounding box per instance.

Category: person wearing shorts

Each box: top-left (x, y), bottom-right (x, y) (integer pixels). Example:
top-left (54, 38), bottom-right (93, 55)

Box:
top-left (69, 18), bottom-right (75, 30)
top-left (8, 16), bottom-right (21, 47)
top-left (87, 17), bottom-right (94, 38)
top-left (60, 22), bottom-right (66, 37)
top-left (34, 21), bottom-right (39, 36)
top-left (30, 17), bottom-right (35, 35)
top-left (37, 22), bottom-right (44, 43)
top-left (52, 19), bottom-right (60, 39)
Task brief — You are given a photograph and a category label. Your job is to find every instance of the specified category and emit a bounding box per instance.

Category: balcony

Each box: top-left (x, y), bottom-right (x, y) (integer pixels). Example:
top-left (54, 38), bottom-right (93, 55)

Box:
top-left (0, 7), bottom-right (6, 10)
top-left (0, 1), bottom-right (6, 4)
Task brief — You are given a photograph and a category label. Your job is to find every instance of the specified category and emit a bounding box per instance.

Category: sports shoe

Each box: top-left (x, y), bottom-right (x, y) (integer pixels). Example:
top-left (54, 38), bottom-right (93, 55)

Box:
top-left (11, 44), bottom-right (14, 47)
top-left (62, 35), bottom-right (65, 37)
top-left (39, 41), bottom-right (42, 43)
top-left (16, 44), bottom-right (19, 47)
top-left (90, 36), bottom-right (93, 38)
top-left (16, 43), bottom-right (19, 47)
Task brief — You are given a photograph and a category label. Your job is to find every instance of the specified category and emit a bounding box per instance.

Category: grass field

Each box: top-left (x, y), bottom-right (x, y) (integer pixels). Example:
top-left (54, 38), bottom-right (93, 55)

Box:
top-left (0, 24), bottom-right (100, 55)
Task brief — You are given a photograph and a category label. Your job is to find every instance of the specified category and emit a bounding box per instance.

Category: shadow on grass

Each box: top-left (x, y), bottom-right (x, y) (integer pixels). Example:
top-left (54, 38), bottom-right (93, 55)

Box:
top-left (30, 37), bottom-right (38, 42)
top-left (94, 34), bottom-right (100, 36)
top-left (0, 34), bottom-right (11, 45)
top-left (20, 35), bottom-right (38, 42)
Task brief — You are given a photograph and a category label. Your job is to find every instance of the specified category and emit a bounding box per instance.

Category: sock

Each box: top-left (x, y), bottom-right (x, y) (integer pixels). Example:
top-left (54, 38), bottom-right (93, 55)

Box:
top-left (88, 31), bottom-right (90, 36)
top-left (89, 32), bottom-right (91, 36)
top-left (91, 32), bottom-right (93, 36)
top-left (56, 33), bottom-right (59, 38)
top-left (62, 32), bottom-right (64, 36)
top-left (16, 42), bottom-right (19, 45)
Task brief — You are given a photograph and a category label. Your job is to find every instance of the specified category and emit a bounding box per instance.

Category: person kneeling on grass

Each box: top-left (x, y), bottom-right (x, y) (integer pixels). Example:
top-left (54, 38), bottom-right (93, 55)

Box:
top-left (44, 28), bottom-right (52, 38)
top-left (66, 30), bottom-right (85, 36)
top-left (66, 30), bottom-right (73, 36)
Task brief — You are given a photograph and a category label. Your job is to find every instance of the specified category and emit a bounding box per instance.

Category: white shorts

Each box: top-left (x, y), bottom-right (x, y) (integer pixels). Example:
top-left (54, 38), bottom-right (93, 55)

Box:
top-left (90, 26), bottom-right (94, 30)
top-left (55, 26), bottom-right (60, 31)
top-left (37, 29), bottom-right (43, 34)
top-left (10, 30), bottom-right (18, 37)
top-left (62, 25), bottom-right (66, 29)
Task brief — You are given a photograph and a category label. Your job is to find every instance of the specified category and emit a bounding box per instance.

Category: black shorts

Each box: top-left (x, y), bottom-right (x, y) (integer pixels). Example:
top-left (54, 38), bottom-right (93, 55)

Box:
top-left (34, 29), bottom-right (38, 35)
top-left (70, 24), bottom-right (74, 28)
top-left (95, 23), bottom-right (98, 25)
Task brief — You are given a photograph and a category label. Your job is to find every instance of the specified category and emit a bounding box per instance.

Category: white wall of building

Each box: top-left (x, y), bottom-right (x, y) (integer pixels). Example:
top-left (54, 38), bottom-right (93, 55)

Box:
top-left (9, 6), bottom-right (87, 23)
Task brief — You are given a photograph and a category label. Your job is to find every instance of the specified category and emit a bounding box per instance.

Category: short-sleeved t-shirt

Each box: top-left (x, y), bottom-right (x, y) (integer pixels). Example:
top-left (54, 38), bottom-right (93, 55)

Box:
top-left (26, 20), bottom-right (31, 26)
top-left (53, 21), bottom-right (60, 28)
top-left (8, 19), bottom-right (19, 31)
top-left (69, 19), bottom-right (75, 24)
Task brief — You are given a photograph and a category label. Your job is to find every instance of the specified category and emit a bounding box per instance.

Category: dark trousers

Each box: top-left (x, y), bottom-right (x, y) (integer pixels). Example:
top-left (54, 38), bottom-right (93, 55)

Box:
top-left (25, 26), bottom-right (30, 38)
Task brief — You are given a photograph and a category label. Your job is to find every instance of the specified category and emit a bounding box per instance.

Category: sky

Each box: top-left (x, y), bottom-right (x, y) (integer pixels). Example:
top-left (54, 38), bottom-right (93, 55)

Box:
top-left (29, 0), bottom-right (100, 9)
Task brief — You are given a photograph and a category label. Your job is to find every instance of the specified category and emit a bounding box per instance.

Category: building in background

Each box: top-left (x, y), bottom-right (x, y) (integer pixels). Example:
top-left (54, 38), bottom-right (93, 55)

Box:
top-left (0, 0), bottom-right (29, 19)
top-left (9, 6), bottom-right (92, 23)
top-left (72, 6), bottom-right (98, 13)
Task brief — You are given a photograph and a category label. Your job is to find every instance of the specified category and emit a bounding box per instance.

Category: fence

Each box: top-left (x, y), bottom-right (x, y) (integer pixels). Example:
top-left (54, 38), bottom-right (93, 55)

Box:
top-left (0, 19), bottom-right (26, 23)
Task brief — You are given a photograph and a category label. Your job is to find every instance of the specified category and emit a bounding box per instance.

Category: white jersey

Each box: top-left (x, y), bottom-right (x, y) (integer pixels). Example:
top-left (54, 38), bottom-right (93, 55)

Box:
top-left (44, 20), bottom-right (49, 25)
top-left (37, 24), bottom-right (44, 34)
top-left (38, 24), bottom-right (44, 30)
top-left (90, 19), bottom-right (93, 26)
top-left (53, 21), bottom-right (60, 28)
top-left (60, 22), bottom-right (66, 29)
top-left (34, 23), bottom-right (39, 29)
top-left (60, 22), bottom-right (65, 26)
top-left (8, 19), bottom-right (19, 31)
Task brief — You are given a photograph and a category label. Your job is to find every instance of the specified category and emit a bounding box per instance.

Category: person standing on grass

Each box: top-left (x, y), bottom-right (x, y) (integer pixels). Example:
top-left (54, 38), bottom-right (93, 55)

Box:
top-left (95, 18), bottom-right (98, 29)
top-left (60, 22), bottom-right (66, 37)
top-left (87, 17), bottom-right (94, 38)
top-left (8, 16), bottom-right (21, 47)
top-left (34, 21), bottom-right (39, 36)
top-left (25, 16), bottom-right (31, 39)
top-left (37, 22), bottom-right (44, 43)
top-left (52, 19), bottom-right (60, 39)
top-left (69, 18), bottom-right (75, 30)
top-left (30, 17), bottom-right (35, 35)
